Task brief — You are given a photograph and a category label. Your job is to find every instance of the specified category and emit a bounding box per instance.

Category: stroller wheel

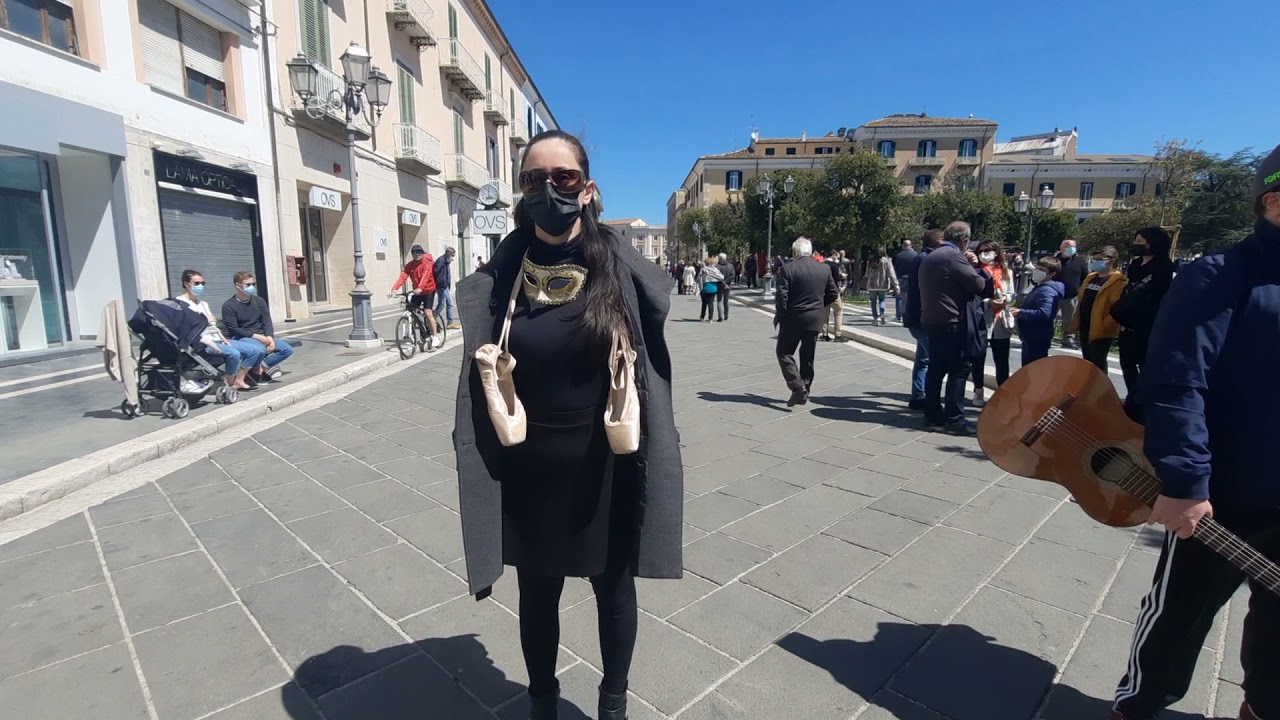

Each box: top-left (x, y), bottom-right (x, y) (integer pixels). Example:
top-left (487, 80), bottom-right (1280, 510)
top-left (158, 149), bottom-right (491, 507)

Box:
top-left (225, 388), bottom-right (238, 404)
top-left (162, 398), bottom-right (176, 418)
top-left (216, 386), bottom-right (238, 405)
top-left (172, 398), bottom-right (190, 419)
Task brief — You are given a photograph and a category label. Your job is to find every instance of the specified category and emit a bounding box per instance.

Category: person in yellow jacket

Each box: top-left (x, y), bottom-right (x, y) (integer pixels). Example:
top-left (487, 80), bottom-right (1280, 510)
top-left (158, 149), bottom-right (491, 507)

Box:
top-left (1068, 245), bottom-right (1128, 371)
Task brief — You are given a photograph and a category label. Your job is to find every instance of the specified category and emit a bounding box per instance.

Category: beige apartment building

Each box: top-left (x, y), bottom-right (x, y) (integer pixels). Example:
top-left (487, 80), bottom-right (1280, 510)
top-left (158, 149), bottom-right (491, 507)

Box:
top-left (604, 219), bottom-right (668, 263)
top-left (668, 114), bottom-right (1156, 248)
top-left (269, 0), bottom-right (554, 318)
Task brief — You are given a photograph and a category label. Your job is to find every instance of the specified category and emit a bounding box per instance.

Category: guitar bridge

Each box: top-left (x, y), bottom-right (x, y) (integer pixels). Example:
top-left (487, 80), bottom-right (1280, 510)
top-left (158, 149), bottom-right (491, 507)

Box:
top-left (1020, 393), bottom-right (1078, 447)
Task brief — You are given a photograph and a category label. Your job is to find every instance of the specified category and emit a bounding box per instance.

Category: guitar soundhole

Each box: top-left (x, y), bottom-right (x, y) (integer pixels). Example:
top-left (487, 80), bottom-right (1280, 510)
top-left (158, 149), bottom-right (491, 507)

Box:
top-left (1089, 446), bottom-right (1139, 487)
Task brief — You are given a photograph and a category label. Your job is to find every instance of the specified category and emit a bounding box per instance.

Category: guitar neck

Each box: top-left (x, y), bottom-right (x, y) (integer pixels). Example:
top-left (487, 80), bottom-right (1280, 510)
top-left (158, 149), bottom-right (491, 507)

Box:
top-left (1122, 470), bottom-right (1280, 594)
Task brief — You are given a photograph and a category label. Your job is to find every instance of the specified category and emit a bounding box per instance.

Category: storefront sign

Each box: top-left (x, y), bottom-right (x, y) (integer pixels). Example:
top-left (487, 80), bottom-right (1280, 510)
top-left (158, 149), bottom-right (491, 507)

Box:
top-left (154, 152), bottom-right (257, 199)
top-left (400, 209), bottom-right (422, 227)
top-left (470, 210), bottom-right (509, 236)
top-left (309, 186), bottom-right (342, 211)
top-left (375, 229), bottom-right (390, 253)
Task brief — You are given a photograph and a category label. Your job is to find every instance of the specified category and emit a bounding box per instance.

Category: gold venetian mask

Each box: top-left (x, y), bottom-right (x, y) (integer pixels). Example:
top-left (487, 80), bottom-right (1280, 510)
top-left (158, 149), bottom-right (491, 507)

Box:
top-left (523, 257), bottom-right (588, 306)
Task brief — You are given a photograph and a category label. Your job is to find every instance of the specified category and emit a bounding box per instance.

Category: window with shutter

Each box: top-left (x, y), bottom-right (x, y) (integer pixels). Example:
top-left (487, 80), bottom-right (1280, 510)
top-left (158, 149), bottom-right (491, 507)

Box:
top-left (298, 0), bottom-right (331, 67)
top-left (138, 0), bottom-right (183, 93)
top-left (181, 12), bottom-right (223, 81)
top-left (396, 63), bottom-right (415, 125)
top-left (453, 107), bottom-right (464, 153)
top-left (484, 54), bottom-right (491, 90)
top-left (447, 3), bottom-right (457, 38)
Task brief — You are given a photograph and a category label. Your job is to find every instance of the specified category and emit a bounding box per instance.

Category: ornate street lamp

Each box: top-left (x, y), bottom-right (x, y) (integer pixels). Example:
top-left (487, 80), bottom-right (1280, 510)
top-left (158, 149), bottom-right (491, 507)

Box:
top-left (756, 174), bottom-right (794, 294)
top-left (286, 43), bottom-right (392, 348)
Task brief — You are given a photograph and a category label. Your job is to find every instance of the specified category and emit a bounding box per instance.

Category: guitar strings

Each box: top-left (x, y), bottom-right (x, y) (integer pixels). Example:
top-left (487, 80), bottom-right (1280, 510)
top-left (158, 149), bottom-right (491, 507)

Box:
top-left (1034, 412), bottom-right (1280, 588)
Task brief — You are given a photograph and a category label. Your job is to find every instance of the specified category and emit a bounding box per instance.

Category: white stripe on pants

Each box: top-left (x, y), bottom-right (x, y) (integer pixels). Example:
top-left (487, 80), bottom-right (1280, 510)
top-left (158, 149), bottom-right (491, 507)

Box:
top-left (1115, 532), bottom-right (1179, 705)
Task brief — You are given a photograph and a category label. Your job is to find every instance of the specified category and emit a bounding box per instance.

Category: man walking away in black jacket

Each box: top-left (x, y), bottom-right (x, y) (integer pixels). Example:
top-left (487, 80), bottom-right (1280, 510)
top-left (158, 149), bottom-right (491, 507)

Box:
top-left (892, 239), bottom-right (919, 323)
top-left (1054, 239), bottom-right (1088, 348)
top-left (715, 253), bottom-right (734, 321)
top-left (917, 222), bottom-right (993, 433)
top-left (903, 230), bottom-right (943, 409)
top-left (774, 237), bottom-right (838, 407)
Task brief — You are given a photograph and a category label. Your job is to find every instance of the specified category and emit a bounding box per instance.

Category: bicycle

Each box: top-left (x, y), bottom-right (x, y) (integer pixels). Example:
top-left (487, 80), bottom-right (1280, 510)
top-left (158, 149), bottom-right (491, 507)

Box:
top-left (390, 290), bottom-right (447, 359)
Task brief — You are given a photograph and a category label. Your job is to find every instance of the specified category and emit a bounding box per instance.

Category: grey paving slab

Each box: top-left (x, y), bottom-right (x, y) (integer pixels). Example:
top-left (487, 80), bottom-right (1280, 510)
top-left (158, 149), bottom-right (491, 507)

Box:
top-left (744, 532), bottom-right (885, 611)
top-left (288, 410), bottom-right (352, 435)
top-left (678, 418), bottom-right (752, 445)
top-left (823, 508), bottom-right (931, 556)
top-left (133, 603), bottom-right (287, 720)
top-left (418, 477), bottom-right (461, 511)
top-left (682, 532), bottom-right (773, 585)
top-left (215, 438), bottom-right (273, 467)
top-left (336, 478), bottom-right (439, 523)
top-left (0, 583), bottom-right (121, 680)
top-left (253, 422), bottom-right (309, 444)
top-left (486, 571), bottom-right (592, 616)
top-left (261, 435), bottom-right (341, 464)
top-left (0, 538), bottom-right (103, 609)
top-left (98, 512), bottom-right (198, 573)
top-left (804, 445), bottom-right (875, 472)
top-left (559, 601), bottom-right (737, 716)
top-left (1099, 547), bottom-right (1159, 624)
top-left (316, 651), bottom-right (492, 720)
top-left (402, 595), bottom-right (571, 709)
top-left (680, 435), bottom-right (761, 469)
top-left (934, 452), bottom-right (1004, 481)
top-left (205, 682), bottom-right (321, 720)
top-left (295, 454), bottom-right (387, 491)
top-left (669, 581), bottom-right (809, 661)
top-left (682, 523), bottom-right (708, 546)
top-left (890, 587), bottom-right (1083, 720)
top-left (683, 451), bottom-right (783, 495)
top-left (717, 474), bottom-right (804, 506)
top-left (1034, 503), bottom-right (1141, 560)
top-left (0, 643), bottom-right (150, 719)
top-left (753, 432), bottom-right (837, 461)
top-left (683, 491), bottom-right (762, 532)
top-left (991, 538), bottom-right (1120, 616)
top-left (157, 458), bottom-right (231, 492)
top-left (943, 485), bottom-right (1061, 545)
top-left (830, 435), bottom-right (901, 456)
top-left (312, 426), bottom-right (383, 450)
top-left (861, 690), bottom-right (949, 720)
top-left (380, 426), bottom-right (454, 455)
top-left (497, 661), bottom-right (665, 720)
top-left (192, 509), bottom-right (317, 590)
top-left (722, 484), bottom-right (871, 552)
top-left (169, 481), bottom-right (259, 524)
top-left (240, 565), bottom-right (411, 699)
top-left (868, 489), bottom-right (958, 525)
top-left (900, 470), bottom-right (993, 505)
top-left (112, 551), bottom-right (235, 633)
top-left (850, 526), bottom-right (1013, 624)
top-left (286, 507), bottom-right (398, 564)
top-left (825, 467), bottom-right (907, 498)
top-left (250, 479), bottom-right (347, 523)
top-left (220, 456), bottom-right (312, 492)
top-left (334, 543), bottom-right (465, 621)
top-left (760, 456), bottom-right (846, 488)
top-left (637, 572), bottom-right (717, 619)
top-left (343, 438), bottom-right (418, 465)
top-left (88, 491), bottom-right (173, 528)
top-left (0, 513), bottom-right (91, 562)
top-left (321, 398), bottom-right (371, 418)
top-left (383, 506), bottom-right (465, 565)
top-left (1220, 588), bottom-right (1249, 685)
top-left (997, 472), bottom-right (1071, 499)
top-left (374, 455), bottom-right (456, 490)
top-left (889, 440), bottom-right (964, 464)
top-left (859, 452), bottom-right (938, 481)
top-left (690, 597), bottom-right (930, 720)
top-left (346, 410), bottom-right (422, 437)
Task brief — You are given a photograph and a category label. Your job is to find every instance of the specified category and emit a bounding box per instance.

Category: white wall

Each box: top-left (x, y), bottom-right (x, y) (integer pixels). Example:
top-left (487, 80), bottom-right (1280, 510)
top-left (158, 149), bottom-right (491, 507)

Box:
top-left (57, 152), bottom-right (123, 337)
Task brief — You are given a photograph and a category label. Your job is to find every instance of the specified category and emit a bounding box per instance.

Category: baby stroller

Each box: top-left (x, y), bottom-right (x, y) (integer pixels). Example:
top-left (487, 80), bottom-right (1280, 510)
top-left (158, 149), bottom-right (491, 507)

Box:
top-left (125, 299), bottom-right (238, 419)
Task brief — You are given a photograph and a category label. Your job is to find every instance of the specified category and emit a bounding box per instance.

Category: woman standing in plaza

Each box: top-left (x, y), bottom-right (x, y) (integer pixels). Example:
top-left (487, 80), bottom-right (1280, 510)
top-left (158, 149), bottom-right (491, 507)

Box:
top-left (971, 240), bottom-right (1012, 406)
top-left (453, 130), bottom-right (684, 720)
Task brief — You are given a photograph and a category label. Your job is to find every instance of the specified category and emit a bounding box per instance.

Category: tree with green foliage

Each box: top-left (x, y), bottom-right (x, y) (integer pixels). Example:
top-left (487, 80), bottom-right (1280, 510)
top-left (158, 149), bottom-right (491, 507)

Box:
top-left (910, 173), bottom-right (1015, 244)
top-left (1178, 150), bottom-right (1258, 253)
top-left (705, 200), bottom-right (748, 257)
top-left (775, 150), bottom-right (903, 254)
top-left (739, 169), bottom-right (811, 256)
top-left (1148, 138), bottom-right (1210, 227)
top-left (673, 207), bottom-right (708, 260)
top-left (1076, 196), bottom-right (1165, 252)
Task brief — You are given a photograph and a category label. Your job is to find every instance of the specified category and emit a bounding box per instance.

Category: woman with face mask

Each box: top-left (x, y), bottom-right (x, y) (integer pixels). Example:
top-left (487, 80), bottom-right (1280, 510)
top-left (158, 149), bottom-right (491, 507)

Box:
top-left (453, 131), bottom-right (682, 720)
top-left (1067, 245), bottom-right (1128, 371)
top-left (970, 241), bottom-right (1011, 406)
top-left (175, 269), bottom-right (260, 390)
top-left (1110, 227), bottom-right (1174, 422)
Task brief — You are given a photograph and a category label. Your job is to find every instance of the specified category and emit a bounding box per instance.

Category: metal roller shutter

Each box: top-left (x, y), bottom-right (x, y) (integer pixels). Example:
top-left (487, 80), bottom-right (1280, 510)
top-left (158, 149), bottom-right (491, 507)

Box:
top-left (180, 12), bottom-right (225, 82)
top-left (138, 0), bottom-right (183, 94)
top-left (158, 190), bottom-right (258, 306)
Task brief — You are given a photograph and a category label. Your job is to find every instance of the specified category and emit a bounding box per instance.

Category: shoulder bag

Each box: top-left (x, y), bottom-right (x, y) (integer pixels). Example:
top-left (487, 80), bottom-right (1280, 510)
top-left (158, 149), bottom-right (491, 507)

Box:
top-left (474, 261), bottom-right (527, 446)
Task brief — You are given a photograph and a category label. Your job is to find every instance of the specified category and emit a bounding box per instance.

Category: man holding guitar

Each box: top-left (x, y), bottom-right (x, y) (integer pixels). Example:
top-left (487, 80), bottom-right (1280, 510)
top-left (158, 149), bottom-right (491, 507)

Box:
top-left (1111, 147), bottom-right (1280, 720)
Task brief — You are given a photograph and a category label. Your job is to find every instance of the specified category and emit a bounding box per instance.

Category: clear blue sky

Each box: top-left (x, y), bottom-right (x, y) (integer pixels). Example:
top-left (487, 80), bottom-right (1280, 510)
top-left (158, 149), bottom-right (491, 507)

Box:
top-left (489, 0), bottom-right (1277, 226)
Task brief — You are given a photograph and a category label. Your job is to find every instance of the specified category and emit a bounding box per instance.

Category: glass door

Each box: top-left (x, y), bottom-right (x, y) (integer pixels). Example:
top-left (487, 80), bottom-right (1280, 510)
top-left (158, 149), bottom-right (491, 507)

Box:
top-left (0, 151), bottom-right (66, 349)
top-left (301, 205), bottom-right (328, 303)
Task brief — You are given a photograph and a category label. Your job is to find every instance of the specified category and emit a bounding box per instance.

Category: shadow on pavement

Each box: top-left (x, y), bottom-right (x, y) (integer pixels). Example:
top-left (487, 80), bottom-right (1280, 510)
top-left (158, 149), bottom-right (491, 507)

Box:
top-left (696, 390), bottom-right (789, 411)
top-left (779, 623), bottom-right (1207, 720)
top-left (806, 394), bottom-right (924, 430)
top-left (283, 637), bottom-right (592, 720)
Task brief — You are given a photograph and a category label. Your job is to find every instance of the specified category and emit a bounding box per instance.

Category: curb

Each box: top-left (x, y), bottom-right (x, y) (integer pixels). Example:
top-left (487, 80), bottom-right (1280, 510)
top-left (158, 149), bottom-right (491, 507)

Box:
top-left (0, 347), bottom-right (412, 522)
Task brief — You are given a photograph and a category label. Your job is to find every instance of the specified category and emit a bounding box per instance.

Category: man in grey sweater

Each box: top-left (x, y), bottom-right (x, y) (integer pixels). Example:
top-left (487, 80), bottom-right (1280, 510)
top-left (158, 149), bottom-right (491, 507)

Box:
top-left (918, 222), bottom-right (993, 433)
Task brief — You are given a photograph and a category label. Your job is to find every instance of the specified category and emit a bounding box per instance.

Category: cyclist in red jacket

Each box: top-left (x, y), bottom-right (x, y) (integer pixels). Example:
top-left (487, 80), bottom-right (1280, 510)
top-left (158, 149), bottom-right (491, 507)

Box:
top-left (391, 244), bottom-right (441, 348)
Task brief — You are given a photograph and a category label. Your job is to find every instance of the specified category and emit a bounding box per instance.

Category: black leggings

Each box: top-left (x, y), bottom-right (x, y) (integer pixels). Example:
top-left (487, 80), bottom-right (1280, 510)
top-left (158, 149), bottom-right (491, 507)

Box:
top-left (518, 562), bottom-right (637, 699)
top-left (971, 337), bottom-right (1011, 391)
top-left (700, 292), bottom-right (716, 319)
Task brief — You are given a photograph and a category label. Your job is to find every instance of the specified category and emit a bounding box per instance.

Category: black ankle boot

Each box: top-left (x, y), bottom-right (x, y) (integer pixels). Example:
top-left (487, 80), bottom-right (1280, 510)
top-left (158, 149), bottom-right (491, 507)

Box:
top-left (598, 685), bottom-right (627, 720)
top-left (529, 690), bottom-right (559, 720)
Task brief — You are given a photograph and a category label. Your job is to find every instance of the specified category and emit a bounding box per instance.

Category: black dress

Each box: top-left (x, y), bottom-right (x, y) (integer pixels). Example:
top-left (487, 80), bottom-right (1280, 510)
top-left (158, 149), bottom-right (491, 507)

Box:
top-left (499, 235), bottom-right (629, 578)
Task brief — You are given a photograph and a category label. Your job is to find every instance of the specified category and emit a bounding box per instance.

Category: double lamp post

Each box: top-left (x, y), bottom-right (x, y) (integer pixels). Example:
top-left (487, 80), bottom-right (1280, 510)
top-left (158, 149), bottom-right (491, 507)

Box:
top-left (757, 173), bottom-right (794, 294)
top-left (286, 43), bottom-right (392, 348)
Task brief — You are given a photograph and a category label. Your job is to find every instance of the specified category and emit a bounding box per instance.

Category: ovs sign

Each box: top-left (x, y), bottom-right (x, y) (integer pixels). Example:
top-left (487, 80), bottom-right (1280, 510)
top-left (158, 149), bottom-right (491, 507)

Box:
top-left (469, 210), bottom-right (509, 236)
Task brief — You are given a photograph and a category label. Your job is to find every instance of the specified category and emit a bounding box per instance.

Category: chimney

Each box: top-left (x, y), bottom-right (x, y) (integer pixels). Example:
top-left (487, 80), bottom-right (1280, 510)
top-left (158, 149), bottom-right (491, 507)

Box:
top-left (801, 131), bottom-right (807, 141)
top-left (750, 128), bottom-right (759, 143)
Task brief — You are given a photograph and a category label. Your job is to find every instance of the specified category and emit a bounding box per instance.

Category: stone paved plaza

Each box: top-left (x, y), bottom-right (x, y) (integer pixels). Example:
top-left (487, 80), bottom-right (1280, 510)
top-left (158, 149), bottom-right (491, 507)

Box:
top-left (0, 292), bottom-right (1248, 719)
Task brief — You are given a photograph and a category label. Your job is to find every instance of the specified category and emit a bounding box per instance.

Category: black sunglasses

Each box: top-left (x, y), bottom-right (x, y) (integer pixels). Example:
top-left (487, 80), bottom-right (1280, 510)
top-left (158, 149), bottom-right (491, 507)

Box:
top-left (518, 169), bottom-right (585, 195)
top-left (190, 281), bottom-right (205, 286)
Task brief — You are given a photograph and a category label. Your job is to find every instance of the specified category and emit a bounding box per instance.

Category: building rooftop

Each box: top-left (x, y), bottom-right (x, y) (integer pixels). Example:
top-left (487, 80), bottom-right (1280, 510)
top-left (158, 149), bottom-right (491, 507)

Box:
top-left (862, 113), bottom-right (997, 128)
top-left (988, 153), bottom-right (1154, 165)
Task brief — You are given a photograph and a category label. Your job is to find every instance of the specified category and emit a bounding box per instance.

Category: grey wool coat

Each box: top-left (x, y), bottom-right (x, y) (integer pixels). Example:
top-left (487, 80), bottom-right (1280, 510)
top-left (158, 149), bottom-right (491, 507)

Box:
top-left (452, 224), bottom-right (685, 598)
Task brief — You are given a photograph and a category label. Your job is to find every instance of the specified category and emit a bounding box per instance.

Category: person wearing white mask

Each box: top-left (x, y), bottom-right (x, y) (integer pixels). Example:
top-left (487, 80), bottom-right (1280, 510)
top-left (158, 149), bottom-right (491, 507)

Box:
top-left (1011, 257), bottom-right (1065, 366)
top-left (970, 240), bottom-right (1011, 406)
top-left (177, 269), bottom-right (260, 390)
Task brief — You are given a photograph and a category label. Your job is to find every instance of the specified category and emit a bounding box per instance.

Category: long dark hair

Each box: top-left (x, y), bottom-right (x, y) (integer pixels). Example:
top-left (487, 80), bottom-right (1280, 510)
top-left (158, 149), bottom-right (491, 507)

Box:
top-left (513, 130), bottom-right (628, 353)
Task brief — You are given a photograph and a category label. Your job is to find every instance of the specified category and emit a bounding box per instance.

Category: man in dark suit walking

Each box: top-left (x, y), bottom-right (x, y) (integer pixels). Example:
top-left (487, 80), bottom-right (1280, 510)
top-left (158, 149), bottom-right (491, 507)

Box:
top-left (774, 237), bottom-right (839, 406)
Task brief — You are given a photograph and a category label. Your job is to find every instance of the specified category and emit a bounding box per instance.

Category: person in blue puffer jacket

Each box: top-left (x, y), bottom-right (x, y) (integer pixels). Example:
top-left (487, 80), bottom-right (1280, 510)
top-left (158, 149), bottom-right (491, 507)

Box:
top-left (1011, 256), bottom-right (1064, 365)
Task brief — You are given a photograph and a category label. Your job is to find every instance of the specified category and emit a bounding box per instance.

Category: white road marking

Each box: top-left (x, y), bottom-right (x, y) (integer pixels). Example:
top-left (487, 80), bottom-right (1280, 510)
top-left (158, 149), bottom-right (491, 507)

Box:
top-left (0, 363), bottom-right (100, 389)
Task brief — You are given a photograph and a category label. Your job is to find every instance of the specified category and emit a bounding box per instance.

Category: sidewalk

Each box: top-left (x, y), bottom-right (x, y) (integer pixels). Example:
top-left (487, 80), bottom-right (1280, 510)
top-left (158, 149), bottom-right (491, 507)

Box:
top-left (0, 293), bottom-right (1244, 720)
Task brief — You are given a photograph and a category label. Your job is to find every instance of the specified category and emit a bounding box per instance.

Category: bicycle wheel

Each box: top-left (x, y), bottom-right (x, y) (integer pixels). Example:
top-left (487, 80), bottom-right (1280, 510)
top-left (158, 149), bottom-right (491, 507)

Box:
top-left (434, 309), bottom-right (448, 347)
top-left (417, 314), bottom-right (433, 353)
top-left (395, 315), bottom-right (417, 359)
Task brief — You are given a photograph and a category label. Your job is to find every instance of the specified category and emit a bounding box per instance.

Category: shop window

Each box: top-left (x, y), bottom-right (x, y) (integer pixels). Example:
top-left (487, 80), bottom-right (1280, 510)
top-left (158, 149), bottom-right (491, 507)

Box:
top-left (138, 0), bottom-right (228, 110)
top-left (1, 0), bottom-right (79, 55)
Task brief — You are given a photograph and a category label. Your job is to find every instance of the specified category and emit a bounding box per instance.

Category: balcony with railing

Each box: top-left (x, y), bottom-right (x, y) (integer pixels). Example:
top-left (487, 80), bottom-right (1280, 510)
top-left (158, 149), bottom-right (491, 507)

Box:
top-left (484, 90), bottom-right (509, 126)
top-left (492, 178), bottom-right (512, 207)
top-left (388, 0), bottom-right (436, 48)
top-left (908, 155), bottom-right (946, 167)
top-left (394, 123), bottom-right (443, 177)
top-left (955, 155), bottom-right (981, 166)
top-left (439, 39), bottom-right (485, 101)
top-left (881, 156), bottom-right (898, 167)
top-left (290, 62), bottom-right (371, 140)
top-left (510, 116), bottom-right (529, 145)
top-left (444, 153), bottom-right (490, 191)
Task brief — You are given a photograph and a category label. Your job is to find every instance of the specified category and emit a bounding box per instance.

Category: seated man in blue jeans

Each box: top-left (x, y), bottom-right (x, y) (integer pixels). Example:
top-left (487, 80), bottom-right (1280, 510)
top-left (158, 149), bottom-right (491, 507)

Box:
top-left (221, 271), bottom-right (293, 384)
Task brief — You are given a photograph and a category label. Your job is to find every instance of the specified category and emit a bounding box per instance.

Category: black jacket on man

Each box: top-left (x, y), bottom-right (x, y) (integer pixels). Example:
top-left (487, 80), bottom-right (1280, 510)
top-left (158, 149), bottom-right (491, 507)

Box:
top-left (892, 247), bottom-right (919, 281)
top-left (919, 244), bottom-right (993, 329)
top-left (903, 248), bottom-right (932, 330)
top-left (1054, 252), bottom-right (1088, 296)
top-left (775, 256), bottom-right (839, 332)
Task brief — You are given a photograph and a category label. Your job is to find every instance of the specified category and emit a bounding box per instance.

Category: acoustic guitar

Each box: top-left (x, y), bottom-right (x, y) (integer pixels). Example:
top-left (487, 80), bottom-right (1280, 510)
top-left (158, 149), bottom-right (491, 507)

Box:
top-left (976, 355), bottom-right (1280, 596)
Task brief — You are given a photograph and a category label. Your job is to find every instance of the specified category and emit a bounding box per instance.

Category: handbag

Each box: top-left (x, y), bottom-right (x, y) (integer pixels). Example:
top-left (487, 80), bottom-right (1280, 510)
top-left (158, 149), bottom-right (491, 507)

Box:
top-left (603, 330), bottom-right (640, 455)
top-left (474, 261), bottom-right (527, 447)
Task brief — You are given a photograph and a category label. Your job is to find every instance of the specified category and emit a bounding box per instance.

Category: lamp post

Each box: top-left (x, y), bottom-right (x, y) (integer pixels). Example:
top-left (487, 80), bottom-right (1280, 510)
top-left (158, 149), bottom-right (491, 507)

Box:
top-left (286, 43), bottom-right (392, 348)
top-left (690, 220), bottom-right (703, 259)
top-left (1015, 187), bottom-right (1055, 295)
top-left (756, 174), bottom-right (794, 294)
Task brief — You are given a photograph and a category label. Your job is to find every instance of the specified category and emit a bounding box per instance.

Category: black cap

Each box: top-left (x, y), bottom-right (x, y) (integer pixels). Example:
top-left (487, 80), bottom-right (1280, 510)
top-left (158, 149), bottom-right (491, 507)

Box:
top-left (1254, 145), bottom-right (1280, 198)
top-left (411, 244), bottom-right (425, 254)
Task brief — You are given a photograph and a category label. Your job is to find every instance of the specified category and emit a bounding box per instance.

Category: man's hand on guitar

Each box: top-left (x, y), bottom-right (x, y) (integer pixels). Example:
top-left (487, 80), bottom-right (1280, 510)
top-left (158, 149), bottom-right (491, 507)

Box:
top-left (1148, 495), bottom-right (1213, 539)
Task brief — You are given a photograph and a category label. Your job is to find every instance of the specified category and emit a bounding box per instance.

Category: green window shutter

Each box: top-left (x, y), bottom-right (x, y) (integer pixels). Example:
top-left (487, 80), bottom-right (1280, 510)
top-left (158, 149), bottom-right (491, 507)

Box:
top-left (509, 89), bottom-right (515, 118)
top-left (397, 63), bottom-right (415, 125)
top-left (453, 109), bottom-right (464, 153)
top-left (484, 54), bottom-right (491, 90)
top-left (448, 3), bottom-right (457, 38)
top-left (299, 0), bottom-right (330, 67)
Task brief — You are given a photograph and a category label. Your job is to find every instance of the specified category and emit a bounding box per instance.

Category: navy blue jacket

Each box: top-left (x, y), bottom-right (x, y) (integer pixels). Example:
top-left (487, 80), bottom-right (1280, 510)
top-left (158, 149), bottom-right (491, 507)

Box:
top-left (902, 247), bottom-right (932, 330)
top-left (1015, 280), bottom-right (1064, 348)
top-left (434, 254), bottom-right (454, 289)
top-left (1142, 220), bottom-right (1280, 509)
